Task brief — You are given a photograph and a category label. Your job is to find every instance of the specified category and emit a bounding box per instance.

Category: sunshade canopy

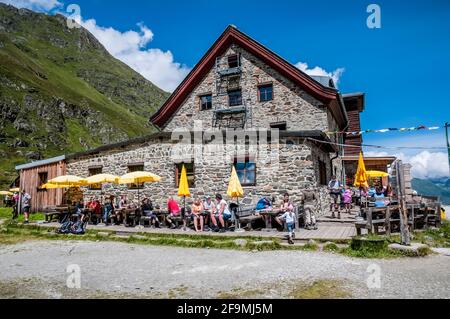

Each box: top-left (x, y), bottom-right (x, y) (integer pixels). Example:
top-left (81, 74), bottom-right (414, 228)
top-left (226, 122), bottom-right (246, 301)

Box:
top-left (227, 166), bottom-right (244, 198)
top-left (354, 152), bottom-right (369, 188)
top-left (177, 165), bottom-right (190, 197)
top-left (366, 170), bottom-right (390, 178)
top-left (0, 191), bottom-right (13, 196)
top-left (86, 173), bottom-right (119, 185)
top-left (118, 171), bottom-right (161, 184)
top-left (47, 175), bottom-right (87, 186)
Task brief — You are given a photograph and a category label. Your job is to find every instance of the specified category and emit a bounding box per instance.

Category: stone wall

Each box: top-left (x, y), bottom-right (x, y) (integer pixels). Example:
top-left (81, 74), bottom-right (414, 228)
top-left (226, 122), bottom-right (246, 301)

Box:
top-left (66, 135), bottom-right (332, 215)
top-left (163, 45), bottom-right (338, 133)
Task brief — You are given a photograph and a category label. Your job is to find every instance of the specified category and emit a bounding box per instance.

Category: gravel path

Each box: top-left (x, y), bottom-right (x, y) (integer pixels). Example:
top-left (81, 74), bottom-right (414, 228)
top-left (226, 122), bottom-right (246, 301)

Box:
top-left (1, 240), bottom-right (449, 299)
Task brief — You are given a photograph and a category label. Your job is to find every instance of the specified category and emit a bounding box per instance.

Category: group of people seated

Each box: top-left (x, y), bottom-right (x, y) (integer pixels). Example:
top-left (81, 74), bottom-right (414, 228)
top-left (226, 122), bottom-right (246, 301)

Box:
top-left (165, 194), bottom-right (233, 233)
top-left (66, 191), bottom-right (317, 239)
top-left (328, 175), bottom-right (394, 218)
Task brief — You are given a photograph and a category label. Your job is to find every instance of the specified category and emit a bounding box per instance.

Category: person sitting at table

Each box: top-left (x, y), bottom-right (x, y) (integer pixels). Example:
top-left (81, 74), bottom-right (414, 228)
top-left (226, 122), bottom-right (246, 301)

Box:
top-left (210, 194), bottom-right (232, 233)
top-left (202, 196), bottom-right (214, 229)
top-left (141, 198), bottom-right (160, 228)
top-left (275, 193), bottom-right (294, 230)
top-left (74, 199), bottom-right (85, 222)
top-left (119, 195), bottom-right (128, 208)
top-left (166, 196), bottom-right (181, 229)
top-left (373, 187), bottom-right (387, 207)
top-left (88, 199), bottom-right (102, 224)
top-left (191, 198), bottom-right (204, 232)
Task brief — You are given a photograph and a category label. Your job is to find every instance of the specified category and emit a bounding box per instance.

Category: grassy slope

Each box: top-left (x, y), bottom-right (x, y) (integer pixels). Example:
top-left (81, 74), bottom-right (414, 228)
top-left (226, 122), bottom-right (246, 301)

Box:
top-left (0, 5), bottom-right (169, 188)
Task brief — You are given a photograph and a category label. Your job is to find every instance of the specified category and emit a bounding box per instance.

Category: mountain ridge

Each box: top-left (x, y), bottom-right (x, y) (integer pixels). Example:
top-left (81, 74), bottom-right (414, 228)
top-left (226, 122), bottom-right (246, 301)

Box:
top-left (0, 4), bottom-right (169, 188)
top-left (412, 177), bottom-right (450, 204)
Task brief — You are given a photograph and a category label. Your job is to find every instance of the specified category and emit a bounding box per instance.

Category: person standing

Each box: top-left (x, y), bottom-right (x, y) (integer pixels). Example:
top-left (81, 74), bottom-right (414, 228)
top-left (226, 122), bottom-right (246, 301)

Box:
top-left (275, 193), bottom-right (296, 232)
top-left (328, 175), bottom-right (342, 219)
top-left (300, 190), bottom-right (318, 230)
top-left (12, 192), bottom-right (19, 219)
top-left (21, 190), bottom-right (31, 224)
top-left (342, 185), bottom-right (353, 215)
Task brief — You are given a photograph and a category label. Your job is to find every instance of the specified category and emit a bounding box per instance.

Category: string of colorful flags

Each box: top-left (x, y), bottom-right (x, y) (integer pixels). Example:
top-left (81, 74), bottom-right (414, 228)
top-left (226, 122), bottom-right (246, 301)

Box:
top-left (327, 125), bottom-right (443, 136)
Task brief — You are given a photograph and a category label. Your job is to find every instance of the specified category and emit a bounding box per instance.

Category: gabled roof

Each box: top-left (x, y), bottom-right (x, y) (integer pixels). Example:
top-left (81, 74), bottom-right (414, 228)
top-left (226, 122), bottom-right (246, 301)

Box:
top-left (150, 25), bottom-right (348, 129)
top-left (15, 155), bottom-right (66, 170)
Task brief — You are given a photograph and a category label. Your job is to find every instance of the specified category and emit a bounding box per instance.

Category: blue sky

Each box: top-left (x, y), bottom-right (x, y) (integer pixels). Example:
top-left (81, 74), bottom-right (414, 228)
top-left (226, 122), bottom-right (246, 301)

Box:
top-left (3, 0), bottom-right (450, 177)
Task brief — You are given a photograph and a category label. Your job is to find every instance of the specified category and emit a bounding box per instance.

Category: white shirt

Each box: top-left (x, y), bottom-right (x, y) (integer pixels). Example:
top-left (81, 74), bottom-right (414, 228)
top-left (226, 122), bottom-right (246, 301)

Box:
top-left (217, 199), bottom-right (231, 215)
top-left (281, 211), bottom-right (295, 224)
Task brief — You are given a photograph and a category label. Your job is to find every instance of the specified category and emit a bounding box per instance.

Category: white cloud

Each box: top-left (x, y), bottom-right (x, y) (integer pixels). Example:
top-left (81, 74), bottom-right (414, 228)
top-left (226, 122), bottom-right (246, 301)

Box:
top-left (2, 0), bottom-right (189, 91)
top-left (364, 150), bottom-right (449, 179)
top-left (295, 61), bottom-right (345, 87)
top-left (80, 18), bottom-right (190, 92)
top-left (0, 0), bottom-right (62, 11)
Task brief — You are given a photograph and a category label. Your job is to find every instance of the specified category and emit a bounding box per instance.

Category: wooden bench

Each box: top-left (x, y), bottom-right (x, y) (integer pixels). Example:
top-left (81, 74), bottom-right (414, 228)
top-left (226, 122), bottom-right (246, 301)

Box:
top-left (234, 208), bottom-right (261, 230)
top-left (43, 206), bottom-right (61, 223)
top-left (356, 206), bottom-right (392, 235)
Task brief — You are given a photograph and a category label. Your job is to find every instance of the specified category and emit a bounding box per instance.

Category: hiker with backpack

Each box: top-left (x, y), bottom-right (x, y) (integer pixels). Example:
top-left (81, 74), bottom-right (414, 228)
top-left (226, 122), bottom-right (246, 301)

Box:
top-left (328, 175), bottom-right (342, 219)
top-left (301, 189), bottom-right (318, 230)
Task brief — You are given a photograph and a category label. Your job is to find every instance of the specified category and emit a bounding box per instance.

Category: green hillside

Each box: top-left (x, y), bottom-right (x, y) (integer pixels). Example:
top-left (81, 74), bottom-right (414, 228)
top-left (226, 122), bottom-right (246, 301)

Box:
top-left (0, 4), bottom-right (169, 188)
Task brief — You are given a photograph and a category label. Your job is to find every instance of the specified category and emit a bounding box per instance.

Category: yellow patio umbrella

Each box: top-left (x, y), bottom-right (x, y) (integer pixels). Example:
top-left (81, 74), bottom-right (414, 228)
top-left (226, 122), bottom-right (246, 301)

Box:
top-left (86, 173), bottom-right (120, 203)
top-left (44, 175), bottom-right (87, 204)
top-left (9, 188), bottom-right (20, 192)
top-left (118, 171), bottom-right (161, 184)
top-left (86, 173), bottom-right (119, 185)
top-left (366, 170), bottom-right (389, 178)
top-left (0, 191), bottom-right (13, 196)
top-left (47, 175), bottom-right (88, 186)
top-left (177, 165), bottom-right (190, 212)
top-left (41, 183), bottom-right (71, 189)
top-left (119, 171), bottom-right (162, 203)
top-left (354, 152), bottom-right (369, 188)
top-left (227, 166), bottom-right (244, 199)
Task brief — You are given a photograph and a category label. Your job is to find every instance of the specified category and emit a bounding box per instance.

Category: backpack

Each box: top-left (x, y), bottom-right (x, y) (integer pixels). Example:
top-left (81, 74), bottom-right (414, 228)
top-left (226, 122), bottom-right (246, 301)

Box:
top-left (256, 198), bottom-right (271, 210)
top-left (58, 220), bottom-right (73, 234)
top-left (71, 221), bottom-right (86, 235)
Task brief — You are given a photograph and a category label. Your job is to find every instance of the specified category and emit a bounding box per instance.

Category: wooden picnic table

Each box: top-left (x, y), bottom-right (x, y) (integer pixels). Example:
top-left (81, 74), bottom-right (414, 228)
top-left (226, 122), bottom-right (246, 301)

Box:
top-left (257, 209), bottom-right (283, 229)
top-left (118, 207), bottom-right (139, 227)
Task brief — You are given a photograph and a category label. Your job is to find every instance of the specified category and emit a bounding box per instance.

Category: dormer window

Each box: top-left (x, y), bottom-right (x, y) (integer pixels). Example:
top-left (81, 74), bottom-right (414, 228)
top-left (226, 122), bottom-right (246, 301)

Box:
top-left (199, 94), bottom-right (212, 111)
top-left (227, 54), bottom-right (240, 68)
top-left (258, 83), bottom-right (273, 102)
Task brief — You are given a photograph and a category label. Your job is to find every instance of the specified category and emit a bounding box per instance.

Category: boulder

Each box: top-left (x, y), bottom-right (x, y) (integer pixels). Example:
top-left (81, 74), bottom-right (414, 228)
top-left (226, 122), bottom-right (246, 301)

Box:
top-left (233, 239), bottom-right (247, 247)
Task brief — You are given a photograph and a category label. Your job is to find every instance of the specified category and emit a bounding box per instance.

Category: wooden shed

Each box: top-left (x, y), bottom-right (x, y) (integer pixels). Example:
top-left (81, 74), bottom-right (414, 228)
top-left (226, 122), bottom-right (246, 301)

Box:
top-left (15, 155), bottom-right (66, 213)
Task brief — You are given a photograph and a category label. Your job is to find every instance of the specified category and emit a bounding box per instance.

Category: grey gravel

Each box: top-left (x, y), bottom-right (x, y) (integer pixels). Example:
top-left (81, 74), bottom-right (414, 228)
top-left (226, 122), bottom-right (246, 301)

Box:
top-left (0, 240), bottom-right (449, 299)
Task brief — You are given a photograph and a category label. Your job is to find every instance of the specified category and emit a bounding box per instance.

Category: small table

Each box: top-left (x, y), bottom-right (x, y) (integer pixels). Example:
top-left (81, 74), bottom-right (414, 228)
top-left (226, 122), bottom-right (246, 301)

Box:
top-left (122, 208), bottom-right (139, 227)
top-left (257, 209), bottom-right (282, 229)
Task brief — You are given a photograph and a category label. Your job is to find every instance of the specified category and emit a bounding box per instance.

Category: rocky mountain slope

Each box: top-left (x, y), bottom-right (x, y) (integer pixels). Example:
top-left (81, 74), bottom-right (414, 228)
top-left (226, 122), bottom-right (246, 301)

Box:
top-left (0, 4), bottom-right (169, 188)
